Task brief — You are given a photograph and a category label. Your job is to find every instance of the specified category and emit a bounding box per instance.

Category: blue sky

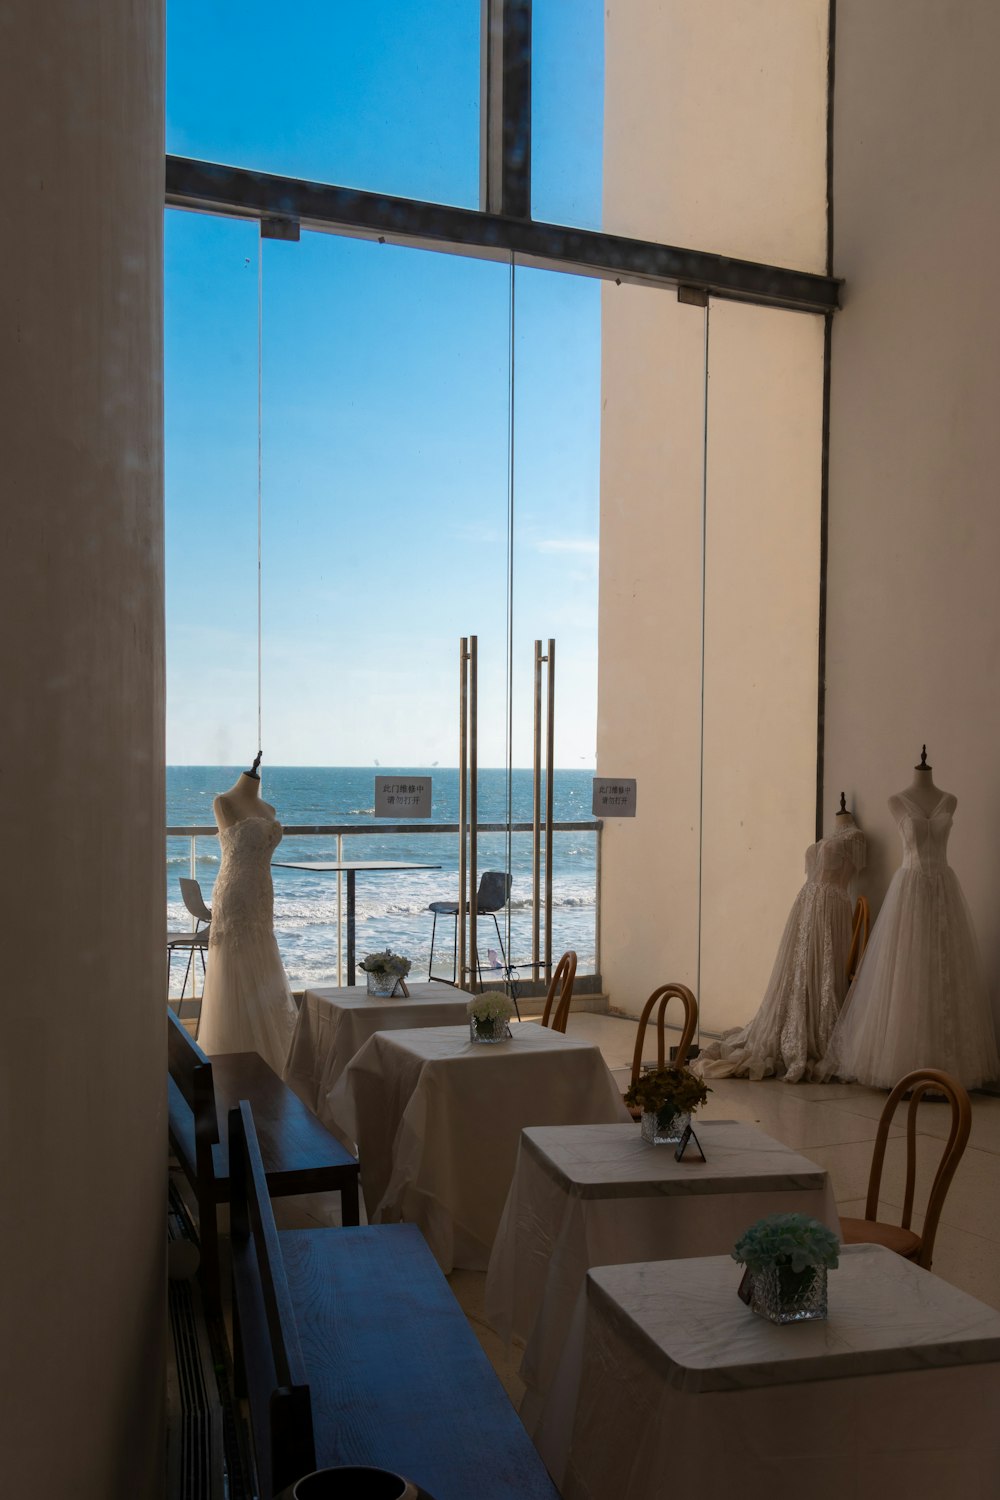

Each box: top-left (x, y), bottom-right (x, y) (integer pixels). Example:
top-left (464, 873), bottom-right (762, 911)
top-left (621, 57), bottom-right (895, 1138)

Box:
top-left (165, 1), bottom-right (603, 767)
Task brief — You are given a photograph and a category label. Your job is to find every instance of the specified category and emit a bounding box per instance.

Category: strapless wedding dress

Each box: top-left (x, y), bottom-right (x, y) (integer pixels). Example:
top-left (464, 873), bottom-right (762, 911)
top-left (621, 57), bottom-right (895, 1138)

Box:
top-left (820, 791), bottom-right (1000, 1089)
top-left (196, 816), bottom-right (298, 1074)
top-left (694, 825), bottom-right (866, 1083)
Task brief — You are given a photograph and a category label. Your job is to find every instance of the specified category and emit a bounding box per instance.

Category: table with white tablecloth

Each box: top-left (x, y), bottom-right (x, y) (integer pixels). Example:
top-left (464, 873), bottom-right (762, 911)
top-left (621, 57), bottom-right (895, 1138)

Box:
top-left (485, 1118), bottom-right (839, 1422)
top-left (283, 982), bottom-right (470, 1126)
top-left (535, 1243), bottom-right (1000, 1500)
top-left (328, 1022), bottom-right (631, 1272)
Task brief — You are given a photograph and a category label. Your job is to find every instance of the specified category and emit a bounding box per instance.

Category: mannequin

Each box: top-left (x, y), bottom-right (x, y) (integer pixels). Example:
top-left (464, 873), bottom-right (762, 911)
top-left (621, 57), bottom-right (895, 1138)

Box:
top-left (835, 791), bottom-right (857, 829)
top-left (196, 751), bottom-right (298, 1073)
top-left (214, 752), bottom-right (276, 830)
top-left (693, 794), bottom-right (866, 1083)
top-left (895, 744), bottom-right (951, 819)
top-left (820, 749), bottom-right (999, 1090)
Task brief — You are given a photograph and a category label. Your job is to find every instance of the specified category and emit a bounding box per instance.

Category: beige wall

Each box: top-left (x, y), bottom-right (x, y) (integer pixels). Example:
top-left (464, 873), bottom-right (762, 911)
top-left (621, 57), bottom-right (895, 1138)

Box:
top-left (599, 2), bottom-right (828, 1030)
top-left (603, 0), bottom-right (828, 271)
top-left (825, 1), bottom-right (1000, 1028)
top-left (0, 3), bottom-right (166, 1495)
top-left (699, 302), bottom-right (823, 1029)
top-left (597, 288), bottom-right (707, 1014)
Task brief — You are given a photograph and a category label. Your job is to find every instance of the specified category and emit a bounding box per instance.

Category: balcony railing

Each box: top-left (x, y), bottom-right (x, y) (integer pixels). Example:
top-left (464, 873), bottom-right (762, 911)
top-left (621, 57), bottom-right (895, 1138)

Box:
top-left (166, 819), bottom-right (603, 993)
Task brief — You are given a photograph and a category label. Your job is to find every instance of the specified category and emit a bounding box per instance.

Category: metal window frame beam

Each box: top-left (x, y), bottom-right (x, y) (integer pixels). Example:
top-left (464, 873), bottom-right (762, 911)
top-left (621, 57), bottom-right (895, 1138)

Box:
top-left (481, 0), bottom-right (532, 218)
top-left (165, 156), bottom-right (841, 314)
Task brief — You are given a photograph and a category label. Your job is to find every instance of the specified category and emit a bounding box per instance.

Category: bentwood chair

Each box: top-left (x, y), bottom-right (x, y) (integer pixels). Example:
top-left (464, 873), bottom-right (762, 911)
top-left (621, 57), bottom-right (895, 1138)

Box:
top-left (839, 1068), bottom-right (972, 1270)
top-left (625, 983), bottom-right (699, 1117)
top-left (167, 877), bottom-right (212, 1022)
top-left (427, 870), bottom-right (512, 989)
top-left (846, 895), bottom-right (871, 984)
top-left (538, 951), bottom-right (578, 1034)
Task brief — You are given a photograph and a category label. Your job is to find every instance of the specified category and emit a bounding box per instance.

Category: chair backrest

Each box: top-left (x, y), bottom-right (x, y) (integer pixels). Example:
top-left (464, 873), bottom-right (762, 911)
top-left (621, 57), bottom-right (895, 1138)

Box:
top-left (180, 876), bottom-right (212, 926)
top-left (539, 951), bottom-right (577, 1033)
top-left (863, 1068), bottom-right (971, 1270)
top-left (629, 983), bottom-right (699, 1087)
top-left (477, 870), bottom-right (512, 914)
top-left (167, 1008), bottom-right (219, 1168)
top-left (229, 1099), bottom-right (316, 1498)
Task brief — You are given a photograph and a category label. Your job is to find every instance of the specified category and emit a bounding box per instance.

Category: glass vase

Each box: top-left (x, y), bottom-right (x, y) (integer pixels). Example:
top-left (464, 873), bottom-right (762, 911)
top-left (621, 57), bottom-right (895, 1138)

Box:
top-left (640, 1109), bottom-right (690, 1145)
top-left (366, 972), bottom-right (398, 998)
top-left (469, 1015), bottom-right (512, 1044)
top-left (751, 1263), bottom-right (828, 1324)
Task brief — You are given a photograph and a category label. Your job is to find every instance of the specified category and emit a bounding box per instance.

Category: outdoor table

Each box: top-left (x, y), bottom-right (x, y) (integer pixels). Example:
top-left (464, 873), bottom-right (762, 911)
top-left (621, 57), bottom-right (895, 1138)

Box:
top-left (485, 1118), bottom-right (838, 1425)
top-left (273, 859), bottom-right (441, 985)
top-left (534, 1244), bottom-right (1000, 1500)
top-left (283, 981), bottom-right (472, 1126)
top-left (328, 1022), bottom-right (631, 1273)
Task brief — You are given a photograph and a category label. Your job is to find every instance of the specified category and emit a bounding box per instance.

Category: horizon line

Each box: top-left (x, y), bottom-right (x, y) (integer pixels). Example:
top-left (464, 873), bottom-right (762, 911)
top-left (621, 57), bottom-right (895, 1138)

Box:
top-left (166, 763), bottom-right (598, 773)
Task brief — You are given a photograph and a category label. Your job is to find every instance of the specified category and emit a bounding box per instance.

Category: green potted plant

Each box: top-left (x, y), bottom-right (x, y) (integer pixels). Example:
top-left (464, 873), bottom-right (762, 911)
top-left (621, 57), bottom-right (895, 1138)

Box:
top-left (732, 1212), bottom-right (840, 1324)
top-left (624, 1065), bottom-right (710, 1144)
top-left (358, 949), bottom-right (412, 997)
top-left (467, 993), bottom-right (515, 1044)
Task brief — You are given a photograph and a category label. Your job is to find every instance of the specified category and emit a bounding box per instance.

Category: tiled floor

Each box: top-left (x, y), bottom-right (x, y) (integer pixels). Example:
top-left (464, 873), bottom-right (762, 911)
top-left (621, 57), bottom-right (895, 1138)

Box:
top-left (272, 1012), bottom-right (1000, 1405)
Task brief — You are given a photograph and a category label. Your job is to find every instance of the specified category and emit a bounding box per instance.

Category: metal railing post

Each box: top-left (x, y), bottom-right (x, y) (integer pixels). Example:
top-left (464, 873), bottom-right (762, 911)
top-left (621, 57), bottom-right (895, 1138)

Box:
top-left (532, 639), bottom-right (542, 979)
top-left (458, 638), bottom-right (468, 990)
top-left (544, 637), bottom-right (555, 982)
top-left (336, 832), bottom-right (343, 987)
top-left (594, 821), bottom-right (602, 983)
top-left (469, 634), bottom-right (479, 993)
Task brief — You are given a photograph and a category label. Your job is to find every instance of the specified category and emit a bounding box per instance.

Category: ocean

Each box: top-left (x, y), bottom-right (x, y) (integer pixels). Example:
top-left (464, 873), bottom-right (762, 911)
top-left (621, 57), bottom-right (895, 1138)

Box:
top-left (167, 766), bottom-right (598, 988)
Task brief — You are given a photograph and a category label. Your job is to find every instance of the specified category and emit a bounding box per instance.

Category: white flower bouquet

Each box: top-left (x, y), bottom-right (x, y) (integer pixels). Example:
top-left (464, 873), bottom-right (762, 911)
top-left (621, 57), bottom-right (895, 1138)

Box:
top-left (467, 993), bottom-right (514, 1043)
top-left (358, 949), bottom-right (412, 978)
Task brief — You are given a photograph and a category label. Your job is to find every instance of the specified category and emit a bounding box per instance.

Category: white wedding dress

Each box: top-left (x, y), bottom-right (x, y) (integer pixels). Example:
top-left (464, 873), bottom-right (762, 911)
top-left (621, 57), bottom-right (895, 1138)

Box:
top-left (694, 825), bottom-right (866, 1084)
top-left (196, 816), bottom-right (298, 1075)
top-left (820, 791), bottom-right (999, 1090)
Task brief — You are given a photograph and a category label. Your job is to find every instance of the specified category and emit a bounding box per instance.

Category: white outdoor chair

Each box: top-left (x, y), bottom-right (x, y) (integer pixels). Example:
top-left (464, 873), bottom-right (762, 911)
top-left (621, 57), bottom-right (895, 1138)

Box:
top-left (167, 877), bottom-right (212, 1025)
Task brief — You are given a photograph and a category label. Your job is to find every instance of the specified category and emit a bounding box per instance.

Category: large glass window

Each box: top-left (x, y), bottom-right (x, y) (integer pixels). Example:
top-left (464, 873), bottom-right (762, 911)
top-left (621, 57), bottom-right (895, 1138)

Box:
top-left (530, 0), bottom-right (604, 230)
top-left (164, 3), bottom-right (830, 1020)
top-left (167, 0), bottom-right (480, 207)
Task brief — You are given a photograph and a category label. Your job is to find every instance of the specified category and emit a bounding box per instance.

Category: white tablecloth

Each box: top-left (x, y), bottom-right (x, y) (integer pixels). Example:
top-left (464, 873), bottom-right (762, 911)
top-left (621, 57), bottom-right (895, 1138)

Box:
top-left (536, 1244), bottom-right (1000, 1500)
top-left (329, 1022), bottom-right (631, 1272)
top-left (283, 982), bottom-right (470, 1127)
top-left (485, 1119), bottom-right (838, 1421)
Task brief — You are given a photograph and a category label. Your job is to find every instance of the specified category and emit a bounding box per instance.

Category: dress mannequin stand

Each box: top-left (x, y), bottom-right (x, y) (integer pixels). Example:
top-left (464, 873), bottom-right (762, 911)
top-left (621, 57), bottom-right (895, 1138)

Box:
top-left (821, 749), bottom-right (1000, 1090)
top-left (196, 755), bottom-right (299, 1074)
top-left (693, 795), bottom-right (866, 1083)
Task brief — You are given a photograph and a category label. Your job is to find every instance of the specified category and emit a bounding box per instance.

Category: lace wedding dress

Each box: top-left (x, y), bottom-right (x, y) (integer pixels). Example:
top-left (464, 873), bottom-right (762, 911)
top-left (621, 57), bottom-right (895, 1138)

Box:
top-left (693, 825), bottom-right (866, 1084)
top-left (820, 791), bottom-right (1000, 1090)
top-left (196, 816), bottom-right (298, 1075)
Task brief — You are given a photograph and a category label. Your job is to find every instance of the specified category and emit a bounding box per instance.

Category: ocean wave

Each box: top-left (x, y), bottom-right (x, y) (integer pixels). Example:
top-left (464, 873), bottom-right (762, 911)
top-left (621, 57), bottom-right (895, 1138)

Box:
top-left (269, 891), bottom-right (595, 926)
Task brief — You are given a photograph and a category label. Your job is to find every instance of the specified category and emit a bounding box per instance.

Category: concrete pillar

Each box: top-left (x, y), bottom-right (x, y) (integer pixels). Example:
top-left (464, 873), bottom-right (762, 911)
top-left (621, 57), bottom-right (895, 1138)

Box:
top-left (0, 3), bottom-right (165, 1495)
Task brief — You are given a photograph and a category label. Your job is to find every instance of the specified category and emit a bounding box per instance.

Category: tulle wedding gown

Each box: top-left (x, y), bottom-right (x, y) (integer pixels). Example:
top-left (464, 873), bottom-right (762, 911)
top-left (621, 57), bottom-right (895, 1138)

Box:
top-left (820, 791), bottom-right (1000, 1090)
top-left (196, 816), bottom-right (298, 1075)
top-left (694, 825), bottom-right (866, 1083)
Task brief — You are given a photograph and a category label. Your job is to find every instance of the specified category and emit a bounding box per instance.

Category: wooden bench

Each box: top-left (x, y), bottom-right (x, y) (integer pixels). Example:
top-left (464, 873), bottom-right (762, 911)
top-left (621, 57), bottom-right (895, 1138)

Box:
top-left (167, 1009), bottom-right (360, 1307)
top-left (228, 1099), bottom-right (561, 1500)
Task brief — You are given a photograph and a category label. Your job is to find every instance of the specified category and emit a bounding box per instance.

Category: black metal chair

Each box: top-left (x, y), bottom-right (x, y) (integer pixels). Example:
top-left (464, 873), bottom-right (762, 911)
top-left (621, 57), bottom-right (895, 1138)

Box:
top-left (428, 870), bottom-right (512, 989)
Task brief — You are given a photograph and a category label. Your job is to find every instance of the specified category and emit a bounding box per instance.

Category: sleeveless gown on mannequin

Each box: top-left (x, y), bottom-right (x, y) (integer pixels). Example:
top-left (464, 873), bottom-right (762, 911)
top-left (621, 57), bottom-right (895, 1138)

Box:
top-left (820, 791), bottom-right (999, 1090)
top-left (694, 826), bottom-right (866, 1084)
top-left (197, 817), bottom-right (298, 1075)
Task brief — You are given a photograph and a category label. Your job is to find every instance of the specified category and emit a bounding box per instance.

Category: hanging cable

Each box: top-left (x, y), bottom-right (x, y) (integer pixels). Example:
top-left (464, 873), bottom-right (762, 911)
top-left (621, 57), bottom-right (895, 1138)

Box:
top-left (256, 231), bottom-right (264, 761)
top-left (695, 301), bottom-right (711, 1045)
top-left (504, 255), bottom-right (518, 1001)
